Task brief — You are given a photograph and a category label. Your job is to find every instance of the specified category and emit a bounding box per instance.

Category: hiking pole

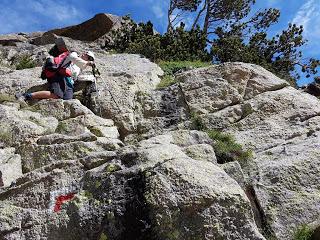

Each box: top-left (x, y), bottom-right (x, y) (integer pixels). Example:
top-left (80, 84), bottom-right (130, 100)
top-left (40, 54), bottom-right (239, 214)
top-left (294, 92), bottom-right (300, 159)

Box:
top-left (91, 64), bottom-right (122, 113)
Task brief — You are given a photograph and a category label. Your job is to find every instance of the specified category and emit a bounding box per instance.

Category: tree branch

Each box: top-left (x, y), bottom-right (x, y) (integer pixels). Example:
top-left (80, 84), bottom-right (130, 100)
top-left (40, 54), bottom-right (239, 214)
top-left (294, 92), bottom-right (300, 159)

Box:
top-left (192, 0), bottom-right (207, 30)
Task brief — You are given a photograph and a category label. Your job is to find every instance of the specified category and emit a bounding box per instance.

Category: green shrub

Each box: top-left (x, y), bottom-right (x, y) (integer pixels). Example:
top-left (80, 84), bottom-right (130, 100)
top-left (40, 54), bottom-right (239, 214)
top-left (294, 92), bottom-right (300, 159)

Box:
top-left (206, 129), bottom-right (253, 164)
top-left (294, 225), bottom-right (313, 240)
top-left (157, 61), bottom-right (211, 89)
top-left (16, 55), bottom-right (36, 70)
top-left (106, 16), bottom-right (212, 62)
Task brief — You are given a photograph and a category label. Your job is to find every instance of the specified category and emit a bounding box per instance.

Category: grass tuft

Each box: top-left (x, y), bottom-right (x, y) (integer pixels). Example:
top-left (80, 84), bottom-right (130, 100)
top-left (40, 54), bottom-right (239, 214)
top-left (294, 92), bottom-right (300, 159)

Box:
top-left (294, 225), bottom-right (314, 240)
top-left (207, 129), bottom-right (253, 164)
top-left (157, 60), bottom-right (211, 89)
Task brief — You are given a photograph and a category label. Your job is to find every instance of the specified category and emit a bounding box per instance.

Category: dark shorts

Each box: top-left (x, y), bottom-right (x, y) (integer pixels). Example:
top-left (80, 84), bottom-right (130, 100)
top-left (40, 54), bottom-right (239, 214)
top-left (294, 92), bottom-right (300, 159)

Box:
top-left (48, 76), bottom-right (73, 100)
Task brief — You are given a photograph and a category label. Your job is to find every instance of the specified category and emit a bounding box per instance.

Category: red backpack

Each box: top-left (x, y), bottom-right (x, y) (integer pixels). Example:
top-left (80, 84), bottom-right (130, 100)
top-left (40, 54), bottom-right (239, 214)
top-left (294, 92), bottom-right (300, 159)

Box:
top-left (41, 51), bottom-right (72, 80)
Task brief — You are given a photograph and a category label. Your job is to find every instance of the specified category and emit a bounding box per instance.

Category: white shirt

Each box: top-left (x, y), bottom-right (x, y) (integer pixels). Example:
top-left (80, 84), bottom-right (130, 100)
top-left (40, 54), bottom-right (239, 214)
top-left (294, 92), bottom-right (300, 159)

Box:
top-left (63, 52), bottom-right (88, 80)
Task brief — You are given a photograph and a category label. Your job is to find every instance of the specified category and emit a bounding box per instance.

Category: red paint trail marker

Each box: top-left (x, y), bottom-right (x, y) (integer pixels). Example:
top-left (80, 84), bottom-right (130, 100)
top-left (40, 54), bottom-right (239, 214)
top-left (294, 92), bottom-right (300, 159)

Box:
top-left (53, 193), bottom-right (75, 212)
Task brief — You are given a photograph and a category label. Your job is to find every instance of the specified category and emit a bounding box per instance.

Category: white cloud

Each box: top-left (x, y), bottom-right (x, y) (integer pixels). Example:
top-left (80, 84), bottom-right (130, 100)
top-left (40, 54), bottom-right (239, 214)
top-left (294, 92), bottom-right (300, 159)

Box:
top-left (29, 0), bottom-right (82, 22)
top-left (266, 0), bottom-right (282, 8)
top-left (292, 0), bottom-right (317, 32)
top-left (292, 0), bottom-right (320, 54)
top-left (152, 5), bottom-right (165, 19)
top-left (0, 0), bottom-right (83, 34)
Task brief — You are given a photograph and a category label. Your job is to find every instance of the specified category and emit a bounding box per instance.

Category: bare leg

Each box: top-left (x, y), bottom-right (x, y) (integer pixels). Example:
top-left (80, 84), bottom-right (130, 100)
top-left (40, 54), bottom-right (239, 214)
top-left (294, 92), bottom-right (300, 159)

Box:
top-left (31, 91), bottom-right (59, 99)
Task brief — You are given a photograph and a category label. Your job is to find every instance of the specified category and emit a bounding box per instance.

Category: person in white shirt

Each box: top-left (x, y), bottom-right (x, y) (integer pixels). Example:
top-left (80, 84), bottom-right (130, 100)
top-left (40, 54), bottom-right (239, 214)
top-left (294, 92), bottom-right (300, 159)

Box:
top-left (15, 48), bottom-right (95, 101)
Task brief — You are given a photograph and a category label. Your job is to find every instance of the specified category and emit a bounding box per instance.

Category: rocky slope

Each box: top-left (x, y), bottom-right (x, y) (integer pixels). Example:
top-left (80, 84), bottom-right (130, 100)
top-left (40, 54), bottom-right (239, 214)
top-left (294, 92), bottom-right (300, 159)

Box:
top-left (1, 15), bottom-right (320, 240)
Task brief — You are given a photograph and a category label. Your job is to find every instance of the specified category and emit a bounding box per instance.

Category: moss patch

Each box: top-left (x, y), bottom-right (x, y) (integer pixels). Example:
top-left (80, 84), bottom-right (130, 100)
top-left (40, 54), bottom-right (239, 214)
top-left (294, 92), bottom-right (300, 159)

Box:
top-left (56, 121), bottom-right (70, 134)
top-left (105, 163), bottom-right (121, 173)
top-left (99, 232), bottom-right (108, 240)
top-left (0, 93), bottom-right (15, 103)
top-left (157, 75), bottom-right (177, 89)
top-left (88, 126), bottom-right (104, 137)
top-left (190, 112), bottom-right (206, 131)
top-left (294, 225), bottom-right (314, 240)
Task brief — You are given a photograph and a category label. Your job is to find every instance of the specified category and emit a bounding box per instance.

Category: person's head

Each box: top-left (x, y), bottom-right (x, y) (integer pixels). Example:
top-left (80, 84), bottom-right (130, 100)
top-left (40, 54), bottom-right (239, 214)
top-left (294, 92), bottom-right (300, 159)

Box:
top-left (81, 51), bottom-right (95, 62)
top-left (55, 38), bottom-right (68, 53)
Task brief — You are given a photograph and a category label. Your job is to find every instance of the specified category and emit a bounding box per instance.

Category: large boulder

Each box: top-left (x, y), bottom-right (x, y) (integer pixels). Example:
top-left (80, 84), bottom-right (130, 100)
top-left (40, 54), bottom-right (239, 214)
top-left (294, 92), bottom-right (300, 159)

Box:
top-left (175, 62), bottom-right (289, 114)
top-left (0, 99), bottom-right (121, 175)
top-left (85, 53), bottom-right (163, 137)
top-left (145, 158), bottom-right (265, 240)
top-left (47, 13), bottom-right (122, 42)
top-left (1, 53), bottom-right (320, 240)
top-left (0, 129), bottom-right (265, 240)
top-left (169, 62), bottom-right (320, 239)
top-left (0, 34), bottom-right (27, 46)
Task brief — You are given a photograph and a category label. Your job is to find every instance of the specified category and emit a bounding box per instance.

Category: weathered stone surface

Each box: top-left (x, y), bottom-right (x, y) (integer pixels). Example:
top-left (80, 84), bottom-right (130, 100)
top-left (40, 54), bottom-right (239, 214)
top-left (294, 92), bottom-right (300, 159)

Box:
top-left (176, 62), bottom-right (289, 114)
top-left (145, 158), bottom-right (265, 240)
top-left (0, 67), bottom-right (45, 98)
top-left (86, 53), bottom-right (163, 136)
top-left (143, 62), bottom-right (320, 239)
top-left (245, 133), bottom-right (320, 239)
top-left (0, 148), bottom-right (22, 187)
top-left (221, 161), bottom-right (246, 188)
top-left (0, 46), bottom-right (320, 240)
top-left (29, 99), bottom-right (93, 120)
top-left (0, 103), bottom-right (58, 147)
top-left (36, 132), bottom-right (97, 145)
top-left (180, 66), bottom-right (320, 239)
top-left (206, 87), bottom-right (320, 151)
top-left (0, 96), bottom-right (121, 177)
top-left (184, 143), bottom-right (216, 163)
top-left (0, 34), bottom-right (27, 46)
top-left (0, 161), bottom-right (86, 239)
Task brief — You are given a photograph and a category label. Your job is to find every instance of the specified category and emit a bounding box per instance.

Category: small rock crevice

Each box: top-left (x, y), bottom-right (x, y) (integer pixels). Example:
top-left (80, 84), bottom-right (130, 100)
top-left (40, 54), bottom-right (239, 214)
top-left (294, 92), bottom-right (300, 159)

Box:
top-left (245, 185), bottom-right (276, 239)
top-left (96, 170), bottom-right (153, 240)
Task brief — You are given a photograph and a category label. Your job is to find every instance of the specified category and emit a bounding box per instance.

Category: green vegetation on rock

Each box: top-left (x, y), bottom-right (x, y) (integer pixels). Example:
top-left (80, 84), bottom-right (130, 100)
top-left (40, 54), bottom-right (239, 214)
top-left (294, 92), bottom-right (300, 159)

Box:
top-left (15, 55), bottom-right (36, 70)
top-left (106, 1), bottom-right (320, 85)
top-left (157, 73), bottom-right (177, 89)
top-left (190, 112), bottom-right (206, 131)
top-left (157, 61), bottom-right (211, 89)
top-left (207, 129), bottom-right (253, 164)
top-left (56, 121), bottom-right (69, 134)
top-left (293, 225), bottom-right (314, 240)
top-left (189, 112), bottom-right (252, 164)
top-left (99, 233), bottom-right (108, 240)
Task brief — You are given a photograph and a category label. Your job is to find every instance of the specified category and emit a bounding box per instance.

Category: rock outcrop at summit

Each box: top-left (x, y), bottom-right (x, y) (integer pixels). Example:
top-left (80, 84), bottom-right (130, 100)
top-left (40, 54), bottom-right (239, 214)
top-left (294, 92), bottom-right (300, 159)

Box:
top-left (0, 13), bottom-right (123, 70)
top-left (46, 13), bottom-right (122, 42)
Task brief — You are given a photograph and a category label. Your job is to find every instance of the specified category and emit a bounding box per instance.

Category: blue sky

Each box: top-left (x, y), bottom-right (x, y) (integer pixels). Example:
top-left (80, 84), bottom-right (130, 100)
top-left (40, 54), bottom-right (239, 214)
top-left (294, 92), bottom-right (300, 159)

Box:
top-left (1, 0), bottom-right (320, 85)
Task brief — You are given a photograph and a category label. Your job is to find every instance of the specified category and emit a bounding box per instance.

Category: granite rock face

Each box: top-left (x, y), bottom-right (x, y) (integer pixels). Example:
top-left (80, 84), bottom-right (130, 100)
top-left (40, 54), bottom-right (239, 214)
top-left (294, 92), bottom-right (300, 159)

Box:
top-left (164, 62), bottom-right (320, 239)
top-left (1, 23), bottom-right (320, 239)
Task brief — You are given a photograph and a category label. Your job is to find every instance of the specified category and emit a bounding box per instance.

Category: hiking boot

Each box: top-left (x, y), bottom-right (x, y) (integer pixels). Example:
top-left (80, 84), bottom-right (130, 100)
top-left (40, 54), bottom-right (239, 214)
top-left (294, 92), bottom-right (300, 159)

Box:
top-left (15, 93), bottom-right (26, 101)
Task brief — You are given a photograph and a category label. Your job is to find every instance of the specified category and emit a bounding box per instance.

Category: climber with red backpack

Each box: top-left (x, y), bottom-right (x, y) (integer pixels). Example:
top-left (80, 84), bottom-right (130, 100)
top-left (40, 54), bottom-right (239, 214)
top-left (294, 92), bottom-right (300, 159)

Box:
top-left (15, 37), bottom-right (95, 101)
